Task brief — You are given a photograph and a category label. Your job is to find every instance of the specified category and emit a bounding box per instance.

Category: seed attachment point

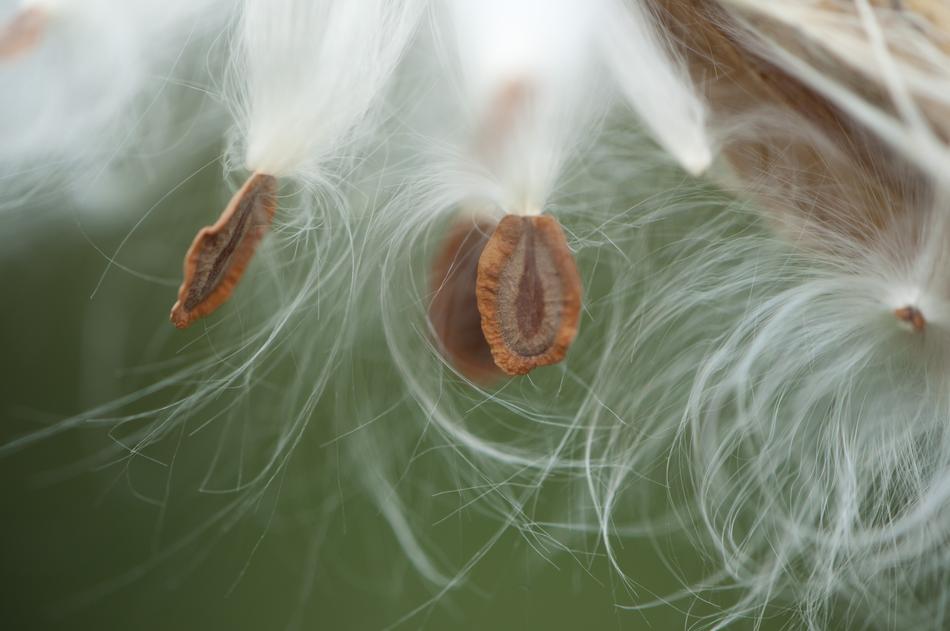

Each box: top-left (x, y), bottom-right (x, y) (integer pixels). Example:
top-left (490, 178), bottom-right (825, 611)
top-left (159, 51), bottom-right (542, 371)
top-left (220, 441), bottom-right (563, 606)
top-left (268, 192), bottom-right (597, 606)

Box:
top-left (476, 214), bottom-right (581, 375)
top-left (170, 173), bottom-right (277, 329)
top-left (895, 305), bottom-right (926, 333)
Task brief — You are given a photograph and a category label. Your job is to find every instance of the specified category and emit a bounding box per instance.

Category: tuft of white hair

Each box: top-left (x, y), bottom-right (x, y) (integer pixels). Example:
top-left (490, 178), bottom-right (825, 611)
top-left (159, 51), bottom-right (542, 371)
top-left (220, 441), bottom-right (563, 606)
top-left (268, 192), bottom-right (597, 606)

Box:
top-left (234, 0), bottom-right (423, 180)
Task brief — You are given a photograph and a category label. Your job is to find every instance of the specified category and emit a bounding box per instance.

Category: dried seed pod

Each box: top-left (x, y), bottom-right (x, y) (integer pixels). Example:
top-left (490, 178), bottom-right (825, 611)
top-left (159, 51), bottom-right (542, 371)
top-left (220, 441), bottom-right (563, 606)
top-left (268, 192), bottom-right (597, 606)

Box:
top-left (429, 216), bottom-right (502, 382)
top-left (170, 173), bottom-right (277, 329)
top-left (476, 214), bottom-right (582, 375)
top-left (0, 7), bottom-right (47, 60)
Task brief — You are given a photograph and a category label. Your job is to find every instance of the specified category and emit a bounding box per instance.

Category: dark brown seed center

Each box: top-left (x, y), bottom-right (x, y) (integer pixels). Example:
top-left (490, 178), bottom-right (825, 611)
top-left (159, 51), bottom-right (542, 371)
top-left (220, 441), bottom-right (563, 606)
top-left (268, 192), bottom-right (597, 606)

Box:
top-left (185, 180), bottom-right (267, 310)
top-left (496, 217), bottom-right (563, 356)
top-left (515, 226), bottom-right (546, 338)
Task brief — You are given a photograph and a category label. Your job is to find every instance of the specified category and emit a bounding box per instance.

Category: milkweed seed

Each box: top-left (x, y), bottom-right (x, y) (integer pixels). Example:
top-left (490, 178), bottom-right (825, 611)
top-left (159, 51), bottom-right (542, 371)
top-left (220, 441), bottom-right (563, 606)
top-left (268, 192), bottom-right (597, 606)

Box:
top-left (476, 214), bottom-right (581, 375)
top-left (170, 173), bottom-right (277, 329)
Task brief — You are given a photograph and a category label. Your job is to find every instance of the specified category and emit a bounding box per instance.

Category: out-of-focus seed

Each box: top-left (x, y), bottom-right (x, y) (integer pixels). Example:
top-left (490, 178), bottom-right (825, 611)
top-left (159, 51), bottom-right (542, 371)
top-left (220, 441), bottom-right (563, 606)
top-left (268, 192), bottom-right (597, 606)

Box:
top-left (429, 215), bottom-right (502, 382)
top-left (0, 7), bottom-right (47, 60)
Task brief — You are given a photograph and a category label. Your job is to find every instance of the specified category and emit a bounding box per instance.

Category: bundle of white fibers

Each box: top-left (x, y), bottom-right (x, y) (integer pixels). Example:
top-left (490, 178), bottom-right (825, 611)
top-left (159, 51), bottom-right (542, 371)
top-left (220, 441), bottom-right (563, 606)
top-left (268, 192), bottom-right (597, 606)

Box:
top-left (233, 0), bottom-right (423, 183)
top-left (6, 1), bottom-right (950, 629)
top-left (425, 0), bottom-right (606, 218)
top-left (599, 0), bottom-right (712, 175)
top-left (642, 0), bottom-right (950, 627)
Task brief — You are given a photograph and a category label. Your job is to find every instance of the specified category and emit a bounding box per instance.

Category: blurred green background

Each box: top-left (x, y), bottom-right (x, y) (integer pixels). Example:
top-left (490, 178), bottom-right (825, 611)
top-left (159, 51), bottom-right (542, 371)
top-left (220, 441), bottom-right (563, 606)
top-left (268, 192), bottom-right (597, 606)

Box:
top-left (0, 167), bottom-right (791, 631)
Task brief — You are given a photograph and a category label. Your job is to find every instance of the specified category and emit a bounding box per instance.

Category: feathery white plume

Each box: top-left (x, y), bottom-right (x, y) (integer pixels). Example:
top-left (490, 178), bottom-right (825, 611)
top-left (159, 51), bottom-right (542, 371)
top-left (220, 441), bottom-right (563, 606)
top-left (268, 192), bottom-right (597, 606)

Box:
top-left (600, 0), bottom-right (712, 175)
top-left (236, 0), bottom-right (423, 179)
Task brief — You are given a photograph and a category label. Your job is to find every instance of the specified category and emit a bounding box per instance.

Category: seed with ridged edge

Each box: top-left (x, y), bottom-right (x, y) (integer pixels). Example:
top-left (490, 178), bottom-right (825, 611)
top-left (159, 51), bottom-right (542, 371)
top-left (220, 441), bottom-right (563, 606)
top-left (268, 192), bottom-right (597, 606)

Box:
top-left (476, 214), bottom-right (581, 375)
top-left (429, 216), bottom-right (502, 382)
top-left (170, 172), bottom-right (277, 329)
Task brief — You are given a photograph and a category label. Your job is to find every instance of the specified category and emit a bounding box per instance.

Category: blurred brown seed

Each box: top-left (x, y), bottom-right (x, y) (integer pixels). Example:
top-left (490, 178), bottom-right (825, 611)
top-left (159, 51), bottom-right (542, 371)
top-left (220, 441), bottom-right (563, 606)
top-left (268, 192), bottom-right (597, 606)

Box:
top-left (0, 7), bottom-right (47, 60)
top-left (170, 173), bottom-right (277, 329)
top-left (895, 305), bottom-right (926, 333)
top-left (429, 215), bottom-right (503, 383)
top-left (476, 214), bottom-right (581, 376)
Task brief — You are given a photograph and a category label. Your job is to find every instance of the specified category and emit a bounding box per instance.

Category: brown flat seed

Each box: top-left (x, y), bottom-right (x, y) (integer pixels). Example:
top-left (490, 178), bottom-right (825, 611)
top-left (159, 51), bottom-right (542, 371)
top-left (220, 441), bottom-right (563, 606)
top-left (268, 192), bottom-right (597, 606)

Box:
top-left (476, 214), bottom-right (582, 375)
top-left (429, 216), bottom-right (502, 383)
top-left (170, 173), bottom-right (277, 329)
top-left (0, 7), bottom-right (47, 60)
top-left (895, 305), bottom-right (926, 332)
